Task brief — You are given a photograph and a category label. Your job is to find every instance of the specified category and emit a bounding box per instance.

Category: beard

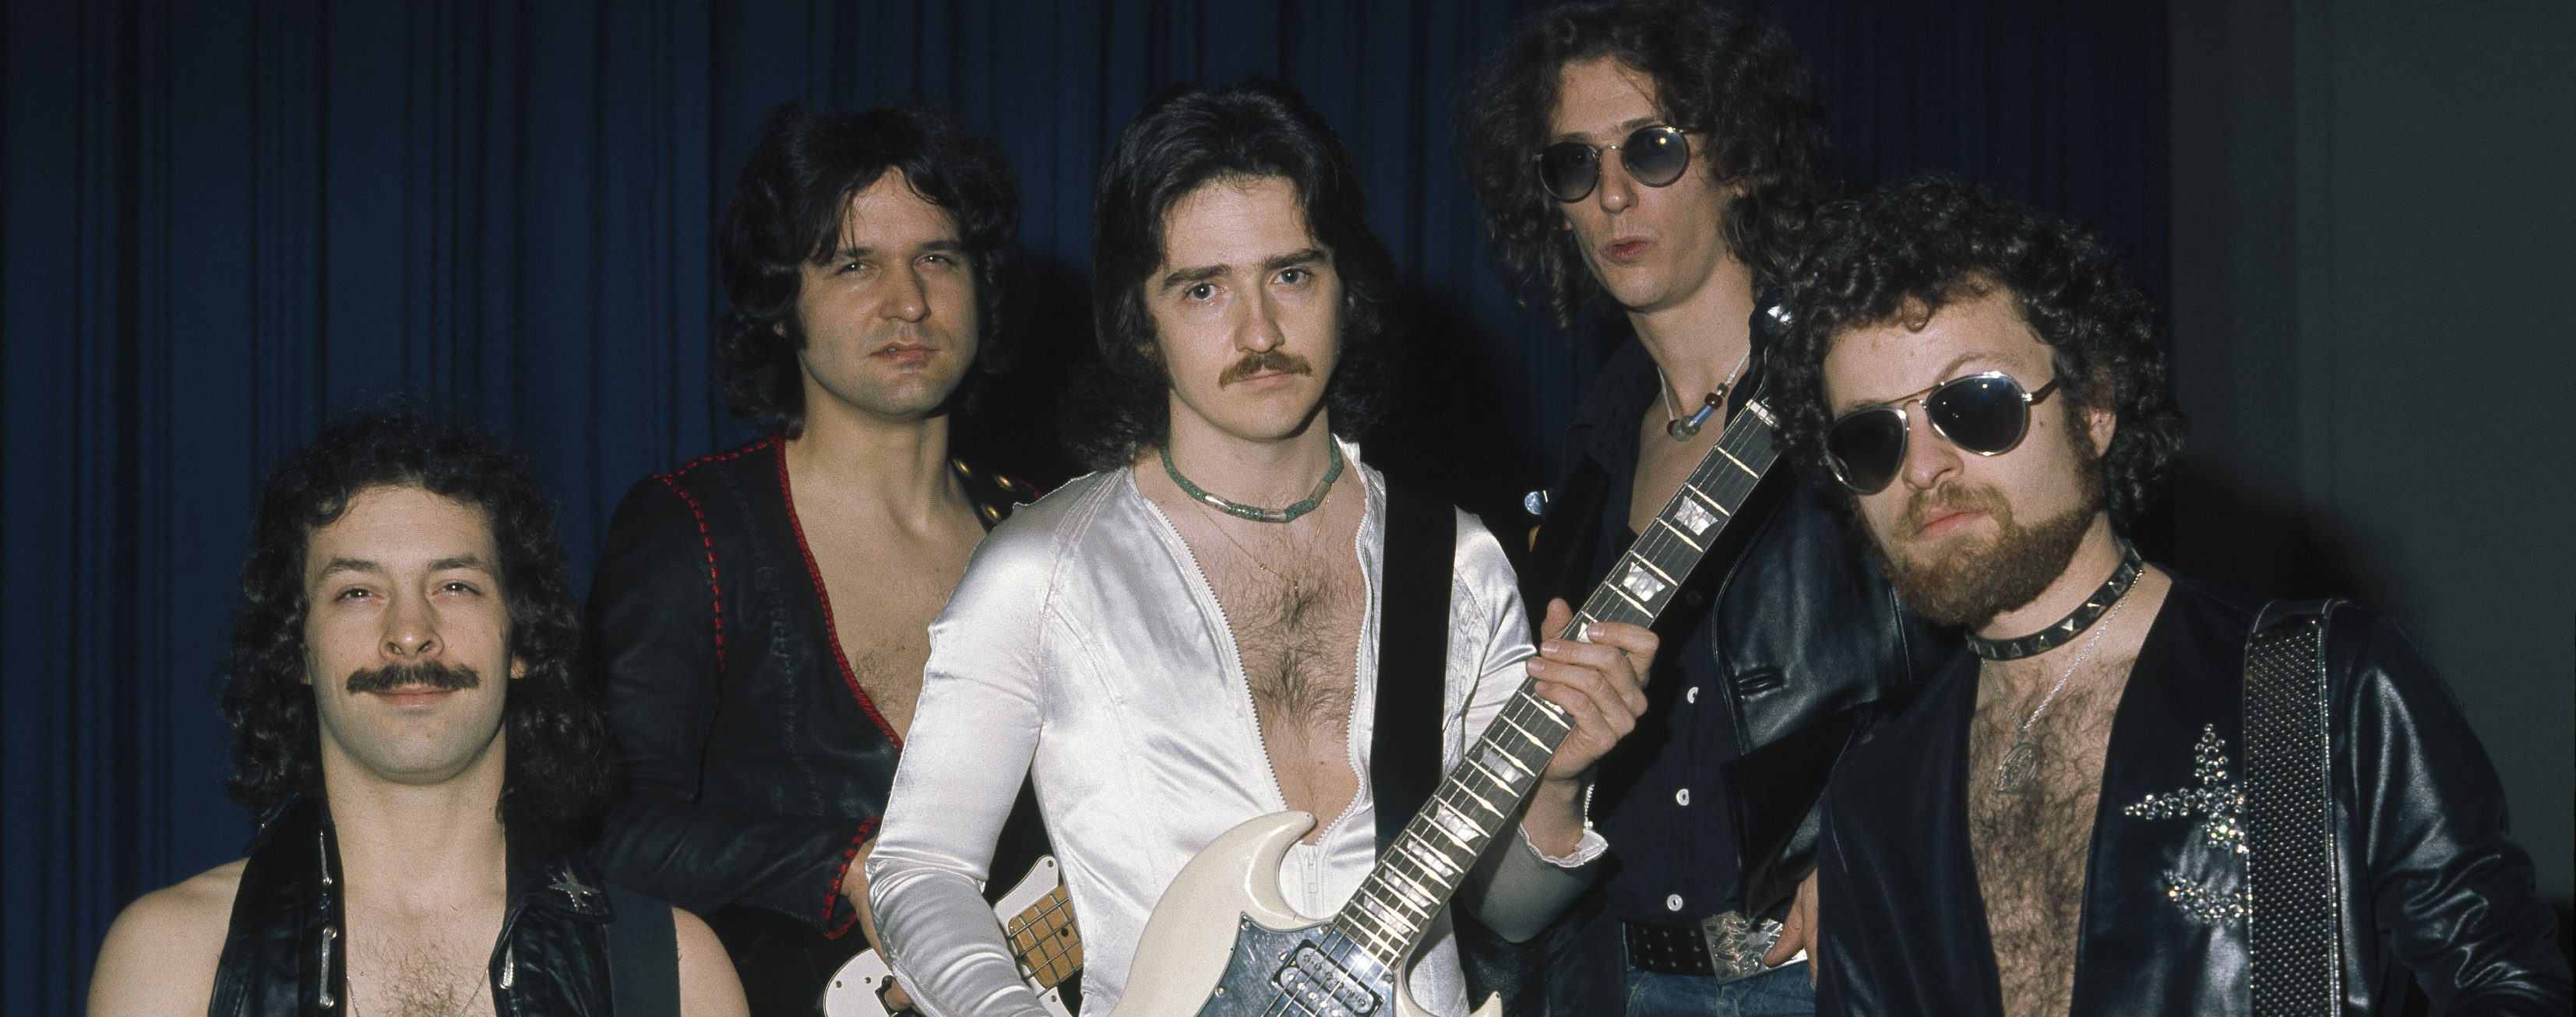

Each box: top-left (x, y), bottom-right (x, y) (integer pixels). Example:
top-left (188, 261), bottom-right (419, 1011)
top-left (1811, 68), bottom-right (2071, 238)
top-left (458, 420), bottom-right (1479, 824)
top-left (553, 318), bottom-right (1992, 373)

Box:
top-left (344, 659), bottom-right (481, 693)
top-left (1868, 459), bottom-right (2107, 630)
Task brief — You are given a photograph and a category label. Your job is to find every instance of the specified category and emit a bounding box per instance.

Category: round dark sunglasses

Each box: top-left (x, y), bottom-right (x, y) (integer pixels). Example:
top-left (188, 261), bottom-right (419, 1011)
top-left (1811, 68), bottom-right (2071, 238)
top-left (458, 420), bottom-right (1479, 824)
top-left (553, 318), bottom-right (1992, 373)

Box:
top-left (1536, 125), bottom-right (1691, 202)
top-left (1824, 371), bottom-right (2063, 494)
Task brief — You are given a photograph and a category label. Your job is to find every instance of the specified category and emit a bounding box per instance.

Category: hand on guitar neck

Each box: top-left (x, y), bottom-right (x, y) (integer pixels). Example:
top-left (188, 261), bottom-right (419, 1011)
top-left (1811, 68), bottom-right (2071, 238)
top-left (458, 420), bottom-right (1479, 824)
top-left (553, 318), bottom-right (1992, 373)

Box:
top-left (1520, 596), bottom-right (1660, 858)
top-left (840, 838), bottom-right (915, 1014)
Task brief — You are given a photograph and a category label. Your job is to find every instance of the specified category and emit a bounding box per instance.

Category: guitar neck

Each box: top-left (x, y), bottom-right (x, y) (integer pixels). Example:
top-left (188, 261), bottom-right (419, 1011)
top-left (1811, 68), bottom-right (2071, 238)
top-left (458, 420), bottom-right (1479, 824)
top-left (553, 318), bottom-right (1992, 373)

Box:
top-left (1003, 884), bottom-right (1083, 991)
top-left (1327, 399), bottom-right (1781, 966)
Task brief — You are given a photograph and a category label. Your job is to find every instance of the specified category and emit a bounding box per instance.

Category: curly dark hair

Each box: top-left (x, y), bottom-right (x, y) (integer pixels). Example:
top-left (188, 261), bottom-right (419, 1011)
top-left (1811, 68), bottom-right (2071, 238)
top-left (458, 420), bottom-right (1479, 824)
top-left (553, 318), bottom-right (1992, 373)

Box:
top-left (1457, 0), bottom-right (1829, 326)
top-left (716, 100), bottom-right (1026, 435)
top-left (1065, 78), bottom-right (1401, 470)
top-left (220, 401), bottom-right (615, 832)
top-left (1769, 176), bottom-right (2187, 529)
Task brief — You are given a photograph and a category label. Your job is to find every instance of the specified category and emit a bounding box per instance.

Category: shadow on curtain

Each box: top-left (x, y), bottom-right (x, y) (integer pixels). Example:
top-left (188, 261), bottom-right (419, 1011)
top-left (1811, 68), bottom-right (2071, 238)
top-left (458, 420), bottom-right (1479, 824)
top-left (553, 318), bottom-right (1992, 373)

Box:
top-left (0, 1), bottom-right (2162, 1009)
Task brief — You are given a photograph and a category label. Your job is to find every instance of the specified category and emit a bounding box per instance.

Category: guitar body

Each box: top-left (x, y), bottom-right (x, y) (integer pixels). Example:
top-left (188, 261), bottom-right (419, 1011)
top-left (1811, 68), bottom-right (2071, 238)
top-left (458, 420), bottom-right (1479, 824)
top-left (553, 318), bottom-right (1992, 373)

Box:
top-left (1116, 395), bottom-right (1782, 1017)
top-left (825, 856), bottom-right (1077, 1017)
top-left (1108, 812), bottom-right (1497, 1017)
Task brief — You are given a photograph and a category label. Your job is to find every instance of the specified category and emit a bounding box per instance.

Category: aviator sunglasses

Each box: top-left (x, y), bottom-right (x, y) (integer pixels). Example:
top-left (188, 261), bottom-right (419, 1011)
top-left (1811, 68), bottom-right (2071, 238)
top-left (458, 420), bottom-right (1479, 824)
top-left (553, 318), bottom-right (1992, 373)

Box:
top-left (1825, 371), bottom-right (2063, 494)
top-left (1536, 125), bottom-right (1691, 202)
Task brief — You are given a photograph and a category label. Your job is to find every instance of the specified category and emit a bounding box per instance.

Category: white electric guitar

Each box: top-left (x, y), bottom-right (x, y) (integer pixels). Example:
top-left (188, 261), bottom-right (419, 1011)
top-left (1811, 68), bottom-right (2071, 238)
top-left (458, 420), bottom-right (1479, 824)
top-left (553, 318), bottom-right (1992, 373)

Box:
top-left (1109, 398), bottom-right (1784, 1017)
top-left (824, 855), bottom-right (1083, 1017)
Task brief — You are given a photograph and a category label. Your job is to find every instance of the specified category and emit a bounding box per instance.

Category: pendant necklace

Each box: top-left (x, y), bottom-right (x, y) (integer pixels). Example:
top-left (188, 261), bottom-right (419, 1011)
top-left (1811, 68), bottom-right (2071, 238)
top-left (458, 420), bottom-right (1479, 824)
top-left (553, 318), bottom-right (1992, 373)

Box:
top-left (1656, 347), bottom-right (1753, 440)
top-left (1159, 442), bottom-right (1343, 523)
top-left (1989, 594), bottom-right (2128, 795)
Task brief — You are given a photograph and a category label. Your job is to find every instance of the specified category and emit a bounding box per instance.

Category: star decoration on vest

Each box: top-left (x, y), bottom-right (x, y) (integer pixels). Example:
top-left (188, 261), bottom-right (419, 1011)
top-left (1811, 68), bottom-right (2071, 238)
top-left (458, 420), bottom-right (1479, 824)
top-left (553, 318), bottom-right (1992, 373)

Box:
top-left (2126, 725), bottom-right (2254, 925)
top-left (550, 870), bottom-right (604, 908)
top-left (2125, 724), bottom-right (2247, 852)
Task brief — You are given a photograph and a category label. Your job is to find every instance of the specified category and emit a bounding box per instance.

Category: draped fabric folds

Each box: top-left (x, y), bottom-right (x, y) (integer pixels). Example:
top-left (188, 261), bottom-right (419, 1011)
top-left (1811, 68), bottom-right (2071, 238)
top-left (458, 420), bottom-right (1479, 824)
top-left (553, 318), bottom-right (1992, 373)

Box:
top-left (0, 1), bottom-right (2162, 1011)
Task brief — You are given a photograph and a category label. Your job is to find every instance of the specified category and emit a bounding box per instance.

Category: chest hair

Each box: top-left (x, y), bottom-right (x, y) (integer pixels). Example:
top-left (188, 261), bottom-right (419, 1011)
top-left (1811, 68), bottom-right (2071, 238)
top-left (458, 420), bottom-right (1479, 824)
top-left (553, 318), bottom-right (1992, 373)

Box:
top-left (1213, 548), bottom-right (1362, 741)
top-left (347, 909), bottom-right (500, 1017)
top-left (1966, 655), bottom-right (2134, 1017)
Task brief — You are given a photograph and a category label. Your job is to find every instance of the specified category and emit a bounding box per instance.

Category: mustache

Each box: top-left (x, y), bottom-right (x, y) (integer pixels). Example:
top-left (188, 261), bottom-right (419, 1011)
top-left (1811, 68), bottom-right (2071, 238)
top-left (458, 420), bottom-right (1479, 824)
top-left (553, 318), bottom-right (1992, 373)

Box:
top-left (1217, 349), bottom-right (1313, 387)
top-left (1897, 481), bottom-right (2009, 533)
top-left (344, 660), bottom-right (481, 694)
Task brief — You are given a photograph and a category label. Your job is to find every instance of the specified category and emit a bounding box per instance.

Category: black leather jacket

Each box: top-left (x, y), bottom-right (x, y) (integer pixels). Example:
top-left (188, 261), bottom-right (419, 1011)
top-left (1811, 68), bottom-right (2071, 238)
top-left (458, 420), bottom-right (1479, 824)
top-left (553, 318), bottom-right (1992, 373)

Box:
top-left (1506, 336), bottom-right (1953, 1012)
top-left (1816, 574), bottom-right (2572, 1015)
top-left (587, 436), bottom-right (1045, 938)
top-left (210, 796), bottom-right (633, 1016)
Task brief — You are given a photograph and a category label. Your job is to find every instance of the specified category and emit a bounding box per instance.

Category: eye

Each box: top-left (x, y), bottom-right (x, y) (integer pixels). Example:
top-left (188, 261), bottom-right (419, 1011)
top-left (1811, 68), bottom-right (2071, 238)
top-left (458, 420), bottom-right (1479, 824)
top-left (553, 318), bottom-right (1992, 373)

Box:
top-left (1185, 282), bottom-right (1217, 302)
top-left (438, 579), bottom-right (481, 596)
top-left (920, 252), bottom-right (955, 266)
top-left (1276, 267), bottom-right (1310, 286)
top-left (835, 259), bottom-right (869, 276)
top-left (334, 586), bottom-right (374, 602)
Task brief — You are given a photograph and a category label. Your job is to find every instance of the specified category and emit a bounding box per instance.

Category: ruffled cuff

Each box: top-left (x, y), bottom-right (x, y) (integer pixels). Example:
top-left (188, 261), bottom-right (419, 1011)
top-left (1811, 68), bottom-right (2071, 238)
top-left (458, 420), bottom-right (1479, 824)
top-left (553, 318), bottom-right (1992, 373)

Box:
top-left (1521, 822), bottom-right (1608, 867)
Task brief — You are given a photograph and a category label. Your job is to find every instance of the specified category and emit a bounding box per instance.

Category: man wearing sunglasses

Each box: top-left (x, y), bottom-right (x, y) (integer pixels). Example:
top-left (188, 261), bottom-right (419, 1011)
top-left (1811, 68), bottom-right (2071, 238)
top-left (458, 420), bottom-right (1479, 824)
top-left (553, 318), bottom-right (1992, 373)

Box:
top-left (1457, 3), bottom-right (1954, 1015)
top-left (1771, 176), bottom-right (2569, 1015)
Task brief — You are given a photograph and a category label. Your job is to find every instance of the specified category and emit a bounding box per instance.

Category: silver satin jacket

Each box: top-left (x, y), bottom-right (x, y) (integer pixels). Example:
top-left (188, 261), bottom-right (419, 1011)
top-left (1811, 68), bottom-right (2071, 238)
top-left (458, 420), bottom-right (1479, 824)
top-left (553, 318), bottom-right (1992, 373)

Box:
top-left (869, 445), bottom-right (1605, 1016)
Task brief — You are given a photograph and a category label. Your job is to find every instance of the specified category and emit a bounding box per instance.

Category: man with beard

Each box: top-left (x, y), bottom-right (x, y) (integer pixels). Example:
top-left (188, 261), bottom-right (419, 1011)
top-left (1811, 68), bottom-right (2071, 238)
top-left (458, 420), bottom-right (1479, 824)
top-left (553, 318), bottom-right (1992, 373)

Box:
top-left (588, 101), bottom-right (1048, 1015)
top-left (86, 404), bottom-right (747, 1015)
top-left (1455, 2), bottom-right (1953, 1012)
top-left (1768, 177), bottom-right (2570, 1015)
top-left (865, 79), bottom-right (1659, 1016)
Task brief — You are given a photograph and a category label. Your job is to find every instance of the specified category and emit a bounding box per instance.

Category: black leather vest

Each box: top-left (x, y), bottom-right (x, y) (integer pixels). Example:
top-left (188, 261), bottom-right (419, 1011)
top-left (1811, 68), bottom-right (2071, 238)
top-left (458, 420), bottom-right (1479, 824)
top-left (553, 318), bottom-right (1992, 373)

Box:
top-left (207, 796), bottom-right (625, 1016)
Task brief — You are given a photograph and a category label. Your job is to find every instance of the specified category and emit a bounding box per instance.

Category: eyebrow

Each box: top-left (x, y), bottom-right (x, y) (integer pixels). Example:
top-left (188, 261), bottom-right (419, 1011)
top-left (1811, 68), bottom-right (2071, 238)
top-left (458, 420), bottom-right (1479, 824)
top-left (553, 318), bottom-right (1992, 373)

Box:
top-left (1159, 248), bottom-right (1326, 292)
top-left (1554, 115), bottom-right (1665, 145)
top-left (817, 238), bottom-right (965, 264)
top-left (1839, 353), bottom-right (2009, 413)
top-left (315, 554), bottom-right (494, 579)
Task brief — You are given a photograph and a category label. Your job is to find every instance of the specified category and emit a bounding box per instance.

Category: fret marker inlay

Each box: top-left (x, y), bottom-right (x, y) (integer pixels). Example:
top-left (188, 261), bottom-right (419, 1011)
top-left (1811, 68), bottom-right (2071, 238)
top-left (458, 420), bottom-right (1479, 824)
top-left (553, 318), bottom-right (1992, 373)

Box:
top-left (1672, 496), bottom-right (1720, 536)
top-left (1619, 561), bottom-right (1669, 603)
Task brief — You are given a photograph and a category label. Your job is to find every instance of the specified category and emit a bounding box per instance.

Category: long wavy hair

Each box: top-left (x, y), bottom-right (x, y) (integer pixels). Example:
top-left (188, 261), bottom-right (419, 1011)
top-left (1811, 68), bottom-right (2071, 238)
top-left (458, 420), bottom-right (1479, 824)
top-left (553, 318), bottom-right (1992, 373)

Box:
top-left (1457, 0), bottom-right (1828, 326)
top-left (716, 100), bottom-right (1027, 435)
top-left (1064, 78), bottom-right (1401, 470)
top-left (220, 402), bottom-right (615, 832)
top-left (1769, 176), bottom-right (2188, 529)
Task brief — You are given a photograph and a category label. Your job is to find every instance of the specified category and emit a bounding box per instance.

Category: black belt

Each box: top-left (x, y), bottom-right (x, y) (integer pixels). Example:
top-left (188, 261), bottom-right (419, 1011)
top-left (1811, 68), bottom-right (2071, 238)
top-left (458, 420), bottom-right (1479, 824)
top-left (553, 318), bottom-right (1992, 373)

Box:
top-left (1623, 920), bottom-right (1714, 976)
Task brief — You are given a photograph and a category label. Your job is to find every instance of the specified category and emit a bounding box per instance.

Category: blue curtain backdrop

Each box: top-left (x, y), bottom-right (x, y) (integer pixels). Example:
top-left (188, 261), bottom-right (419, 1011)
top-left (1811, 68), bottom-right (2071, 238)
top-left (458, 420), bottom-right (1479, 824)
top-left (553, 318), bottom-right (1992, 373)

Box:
top-left (0, 1), bottom-right (2162, 1009)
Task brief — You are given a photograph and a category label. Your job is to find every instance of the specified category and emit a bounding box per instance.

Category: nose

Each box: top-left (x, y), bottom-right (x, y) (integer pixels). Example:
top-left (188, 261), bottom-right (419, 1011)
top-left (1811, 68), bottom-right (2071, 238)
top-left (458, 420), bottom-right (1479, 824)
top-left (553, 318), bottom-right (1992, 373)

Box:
top-left (882, 265), bottom-right (929, 323)
top-left (1595, 150), bottom-right (1637, 214)
top-left (382, 590), bottom-right (439, 660)
top-left (1897, 402), bottom-right (1962, 492)
top-left (1238, 290), bottom-right (1286, 354)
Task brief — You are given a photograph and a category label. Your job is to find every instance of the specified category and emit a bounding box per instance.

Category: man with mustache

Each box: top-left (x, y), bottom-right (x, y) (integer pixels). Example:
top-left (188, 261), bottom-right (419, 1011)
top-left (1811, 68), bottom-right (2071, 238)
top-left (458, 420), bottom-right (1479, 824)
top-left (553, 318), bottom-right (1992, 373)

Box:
top-left (587, 101), bottom-right (1049, 1015)
top-left (1769, 177), bottom-right (2569, 1015)
top-left (87, 404), bottom-right (747, 1015)
top-left (865, 79), bottom-right (1658, 1016)
top-left (1455, 3), bottom-right (1954, 1012)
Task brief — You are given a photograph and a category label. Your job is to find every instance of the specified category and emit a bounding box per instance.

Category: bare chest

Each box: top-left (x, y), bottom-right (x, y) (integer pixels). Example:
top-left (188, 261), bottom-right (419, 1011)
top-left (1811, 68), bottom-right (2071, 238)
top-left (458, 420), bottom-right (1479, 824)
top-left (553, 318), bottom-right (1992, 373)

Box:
top-left (1181, 516), bottom-right (1367, 840)
top-left (344, 907), bottom-right (503, 1017)
top-left (1966, 660), bottom-right (2132, 1017)
top-left (796, 509), bottom-right (983, 739)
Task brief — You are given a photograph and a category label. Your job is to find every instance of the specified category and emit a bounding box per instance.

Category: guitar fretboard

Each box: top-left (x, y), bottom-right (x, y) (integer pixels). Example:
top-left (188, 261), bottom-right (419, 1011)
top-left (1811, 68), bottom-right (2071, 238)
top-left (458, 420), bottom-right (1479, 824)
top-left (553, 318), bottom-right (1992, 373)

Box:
top-left (1006, 885), bottom-right (1083, 990)
top-left (1327, 399), bottom-right (1781, 966)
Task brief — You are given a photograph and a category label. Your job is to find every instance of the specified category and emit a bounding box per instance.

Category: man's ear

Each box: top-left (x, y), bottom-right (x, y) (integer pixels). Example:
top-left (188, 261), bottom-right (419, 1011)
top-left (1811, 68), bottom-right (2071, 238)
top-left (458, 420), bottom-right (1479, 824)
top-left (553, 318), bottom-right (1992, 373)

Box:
top-left (509, 656), bottom-right (528, 681)
top-left (2084, 402), bottom-right (2117, 459)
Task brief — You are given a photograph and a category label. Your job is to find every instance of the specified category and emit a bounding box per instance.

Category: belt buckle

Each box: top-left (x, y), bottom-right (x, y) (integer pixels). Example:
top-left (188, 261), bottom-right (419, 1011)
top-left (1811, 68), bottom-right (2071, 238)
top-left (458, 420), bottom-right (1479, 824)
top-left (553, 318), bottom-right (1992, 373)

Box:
top-left (1700, 910), bottom-right (1805, 985)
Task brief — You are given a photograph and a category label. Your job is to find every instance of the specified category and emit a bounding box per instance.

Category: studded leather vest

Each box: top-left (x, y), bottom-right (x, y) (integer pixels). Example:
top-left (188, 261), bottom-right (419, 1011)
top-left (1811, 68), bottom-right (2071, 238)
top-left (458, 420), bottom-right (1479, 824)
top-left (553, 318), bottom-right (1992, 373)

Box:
top-left (206, 796), bottom-right (626, 1016)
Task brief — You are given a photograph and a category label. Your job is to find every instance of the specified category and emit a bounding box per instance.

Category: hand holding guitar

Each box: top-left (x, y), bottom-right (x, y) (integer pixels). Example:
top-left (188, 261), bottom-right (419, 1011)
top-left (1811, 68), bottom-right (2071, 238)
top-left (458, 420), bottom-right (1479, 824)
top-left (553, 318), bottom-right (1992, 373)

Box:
top-left (1521, 596), bottom-right (1658, 857)
top-left (842, 838), bottom-right (916, 1014)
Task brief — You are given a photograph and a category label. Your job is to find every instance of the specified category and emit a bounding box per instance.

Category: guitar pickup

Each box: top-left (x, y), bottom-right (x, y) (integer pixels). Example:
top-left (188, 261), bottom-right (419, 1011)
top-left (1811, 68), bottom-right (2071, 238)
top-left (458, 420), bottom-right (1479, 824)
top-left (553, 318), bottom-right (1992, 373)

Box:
top-left (1271, 942), bottom-right (1380, 1016)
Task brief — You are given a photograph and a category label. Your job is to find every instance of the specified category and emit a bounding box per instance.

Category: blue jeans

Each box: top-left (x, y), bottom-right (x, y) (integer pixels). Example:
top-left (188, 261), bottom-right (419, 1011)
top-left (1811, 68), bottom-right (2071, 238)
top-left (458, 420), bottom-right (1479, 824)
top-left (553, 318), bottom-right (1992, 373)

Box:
top-left (1622, 962), bottom-right (1815, 1016)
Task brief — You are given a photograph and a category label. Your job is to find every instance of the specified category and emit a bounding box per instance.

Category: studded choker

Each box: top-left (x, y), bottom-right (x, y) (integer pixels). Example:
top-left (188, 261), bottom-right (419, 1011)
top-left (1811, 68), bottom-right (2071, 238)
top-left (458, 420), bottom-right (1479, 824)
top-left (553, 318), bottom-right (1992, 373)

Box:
top-left (1965, 542), bottom-right (2145, 661)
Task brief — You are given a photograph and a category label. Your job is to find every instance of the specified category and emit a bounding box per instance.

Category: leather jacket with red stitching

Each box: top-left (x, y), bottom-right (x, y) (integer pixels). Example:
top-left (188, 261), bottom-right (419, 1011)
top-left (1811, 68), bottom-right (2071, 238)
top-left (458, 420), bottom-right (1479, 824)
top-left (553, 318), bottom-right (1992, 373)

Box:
top-left (587, 435), bottom-right (1048, 939)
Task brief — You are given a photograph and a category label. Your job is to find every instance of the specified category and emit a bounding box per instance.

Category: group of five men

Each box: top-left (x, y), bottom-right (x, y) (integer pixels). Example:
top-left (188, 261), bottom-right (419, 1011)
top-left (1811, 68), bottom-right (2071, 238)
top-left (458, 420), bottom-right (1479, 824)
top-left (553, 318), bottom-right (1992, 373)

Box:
top-left (88, 2), bottom-right (2567, 1015)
